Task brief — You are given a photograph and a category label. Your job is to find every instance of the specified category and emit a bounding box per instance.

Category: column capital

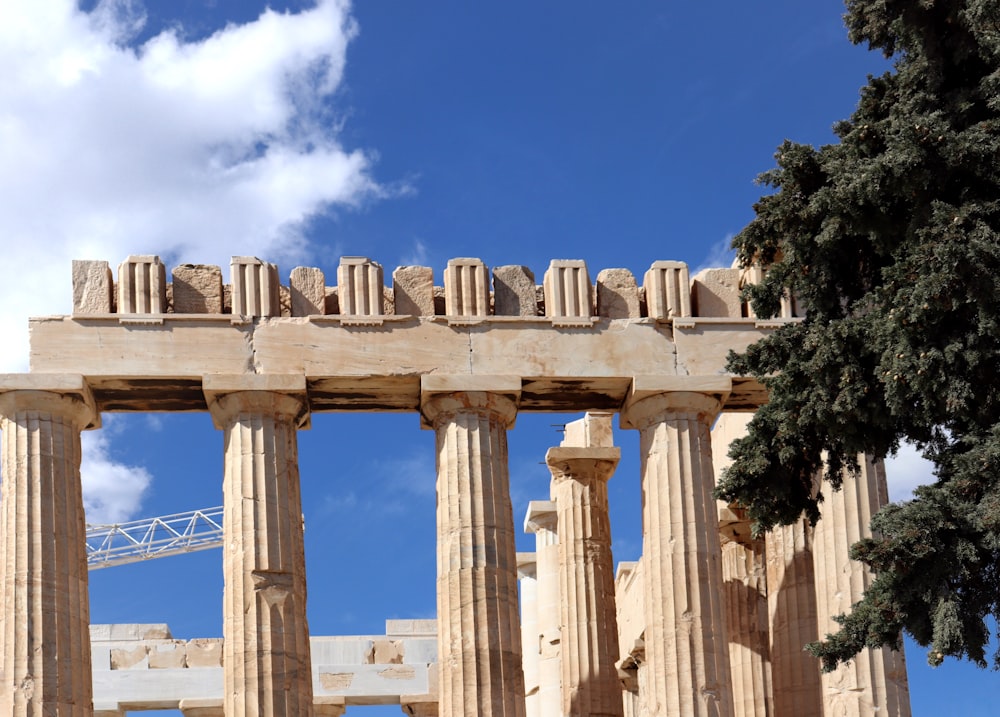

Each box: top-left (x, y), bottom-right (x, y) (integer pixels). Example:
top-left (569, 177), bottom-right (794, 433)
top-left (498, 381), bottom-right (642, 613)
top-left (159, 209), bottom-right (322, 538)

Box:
top-left (523, 499), bottom-right (558, 535)
top-left (202, 374), bottom-right (309, 429)
top-left (516, 551), bottom-right (537, 580)
top-left (619, 375), bottom-right (730, 430)
top-left (545, 446), bottom-right (620, 483)
top-left (419, 375), bottom-right (520, 429)
top-left (0, 373), bottom-right (100, 429)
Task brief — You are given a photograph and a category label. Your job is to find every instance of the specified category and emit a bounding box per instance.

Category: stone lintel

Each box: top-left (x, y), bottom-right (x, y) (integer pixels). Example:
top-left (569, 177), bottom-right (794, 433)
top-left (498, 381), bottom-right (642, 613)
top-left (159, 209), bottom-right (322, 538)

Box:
top-left (523, 499), bottom-right (557, 534)
top-left (418, 374), bottom-right (520, 429)
top-left (202, 374), bottom-right (309, 429)
top-left (545, 446), bottom-right (621, 482)
top-left (619, 375), bottom-right (731, 429)
top-left (0, 373), bottom-right (101, 429)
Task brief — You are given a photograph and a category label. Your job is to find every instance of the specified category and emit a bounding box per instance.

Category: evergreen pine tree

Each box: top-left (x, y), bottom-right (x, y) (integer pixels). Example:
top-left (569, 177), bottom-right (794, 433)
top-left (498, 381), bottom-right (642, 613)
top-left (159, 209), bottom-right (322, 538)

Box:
top-left (715, 0), bottom-right (1000, 668)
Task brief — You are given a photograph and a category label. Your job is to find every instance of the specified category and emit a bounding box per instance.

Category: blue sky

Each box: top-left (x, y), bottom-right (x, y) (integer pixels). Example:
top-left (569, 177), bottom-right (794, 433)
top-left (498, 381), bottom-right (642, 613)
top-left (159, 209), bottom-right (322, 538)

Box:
top-left (2, 1), bottom-right (998, 715)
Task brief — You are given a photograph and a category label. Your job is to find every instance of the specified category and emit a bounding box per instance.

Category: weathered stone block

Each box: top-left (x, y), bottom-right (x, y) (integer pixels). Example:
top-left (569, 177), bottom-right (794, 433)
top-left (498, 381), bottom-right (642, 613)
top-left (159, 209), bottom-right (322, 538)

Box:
top-left (596, 268), bottom-right (640, 318)
top-left (393, 266), bottom-right (435, 316)
top-left (493, 265), bottom-right (537, 316)
top-left (148, 640), bottom-right (187, 669)
top-left (290, 267), bottom-right (326, 316)
top-left (172, 264), bottom-right (223, 314)
top-left (110, 645), bottom-right (148, 670)
top-left (691, 267), bottom-right (742, 318)
top-left (72, 260), bottom-right (114, 314)
top-left (186, 638), bottom-right (223, 667)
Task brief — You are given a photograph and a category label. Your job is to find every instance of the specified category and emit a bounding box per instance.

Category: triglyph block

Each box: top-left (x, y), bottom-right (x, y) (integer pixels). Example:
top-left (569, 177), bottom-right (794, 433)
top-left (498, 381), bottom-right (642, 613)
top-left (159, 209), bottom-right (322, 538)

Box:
top-left (118, 255), bottom-right (167, 314)
top-left (444, 258), bottom-right (490, 317)
top-left (543, 259), bottom-right (593, 321)
top-left (643, 260), bottom-right (690, 320)
top-left (338, 257), bottom-right (384, 316)
top-left (230, 257), bottom-right (280, 317)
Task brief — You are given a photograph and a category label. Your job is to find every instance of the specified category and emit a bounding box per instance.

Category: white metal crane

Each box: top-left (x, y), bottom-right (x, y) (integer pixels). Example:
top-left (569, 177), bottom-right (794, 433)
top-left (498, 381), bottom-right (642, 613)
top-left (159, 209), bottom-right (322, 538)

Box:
top-left (86, 506), bottom-right (224, 569)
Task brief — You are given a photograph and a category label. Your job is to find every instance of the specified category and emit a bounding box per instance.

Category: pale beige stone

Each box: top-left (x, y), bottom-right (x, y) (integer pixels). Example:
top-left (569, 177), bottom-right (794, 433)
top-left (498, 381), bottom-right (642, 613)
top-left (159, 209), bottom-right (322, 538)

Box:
top-left (185, 638), bottom-right (223, 667)
top-left (338, 256), bottom-right (384, 315)
top-left (422, 383), bottom-right (526, 717)
top-left (172, 264), bottom-right (224, 314)
top-left (371, 639), bottom-right (405, 664)
top-left (110, 645), bottom-right (149, 670)
top-left (562, 411), bottom-right (614, 448)
top-left (118, 255), bottom-right (167, 313)
top-left (524, 501), bottom-right (560, 717)
top-left (516, 553), bottom-right (540, 717)
top-left (721, 540), bottom-right (771, 717)
top-left (547, 445), bottom-right (624, 717)
top-left (0, 387), bottom-right (98, 717)
top-left (394, 266), bottom-right (435, 316)
top-left (643, 260), bottom-right (691, 319)
top-left (384, 284), bottom-right (396, 315)
top-left (314, 695), bottom-right (347, 717)
top-left (231, 256), bottom-right (280, 317)
top-left (179, 698), bottom-right (224, 717)
top-left (443, 258), bottom-right (490, 316)
top-left (148, 640), bottom-right (187, 669)
top-left (279, 283), bottom-right (292, 316)
top-left (692, 268), bottom-right (742, 318)
top-left (620, 389), bottom-right (734, 717)
top-left (543, 259), bottom-right (593, 321)
top-left (320, 672), bottom-right (354, 690)
top-left (596, 268), bottom-right (641, 318)
top-left (290, 266), bottom-right (327, 316)
top-left (73, 259), bottom-right (115, 314)
top-left (208, 387), bottom-right (314, 717)
top-left (493, 265), bottom-right (538, 317)
top-left (812, 458), bottom-right (911, 717)
top-left (766, 519), bottom-right (823, 717)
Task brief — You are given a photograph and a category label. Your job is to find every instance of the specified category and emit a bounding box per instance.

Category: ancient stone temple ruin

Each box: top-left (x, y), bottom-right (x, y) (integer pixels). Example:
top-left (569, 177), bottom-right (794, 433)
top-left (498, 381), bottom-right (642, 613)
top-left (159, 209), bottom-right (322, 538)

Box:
top-left (0, 254), bottom-right (912, 716)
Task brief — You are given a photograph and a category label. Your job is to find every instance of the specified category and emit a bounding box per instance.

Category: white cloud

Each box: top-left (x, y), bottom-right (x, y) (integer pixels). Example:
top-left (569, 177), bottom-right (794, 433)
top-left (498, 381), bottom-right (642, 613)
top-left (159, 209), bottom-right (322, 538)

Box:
top-left (884, 440), bottom-right (936, 502)
top-left (0, 0), bottom-right (378, 372)
top-left (0, 0), bottom-right (379, 522)
top-left (81, 417), bottom-right (152, 524)
top-left (693, 233), bottom-right (737, 275)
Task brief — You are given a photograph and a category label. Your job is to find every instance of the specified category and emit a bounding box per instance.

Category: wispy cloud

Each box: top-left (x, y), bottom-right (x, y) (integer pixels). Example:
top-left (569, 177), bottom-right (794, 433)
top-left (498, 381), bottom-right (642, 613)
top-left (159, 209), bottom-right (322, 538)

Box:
top-left (81, 416), bottom-right (152, 524)
top-left (400, 239), bottom-right (430, 268)
top-left (693, 233), bottom-right (737, 275)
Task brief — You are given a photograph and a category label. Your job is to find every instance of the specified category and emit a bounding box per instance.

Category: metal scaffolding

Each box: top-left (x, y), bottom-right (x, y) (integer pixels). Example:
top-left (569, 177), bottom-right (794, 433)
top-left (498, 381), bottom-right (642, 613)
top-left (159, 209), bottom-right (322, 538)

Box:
top-left (86, 506), bottom-right (224, 569)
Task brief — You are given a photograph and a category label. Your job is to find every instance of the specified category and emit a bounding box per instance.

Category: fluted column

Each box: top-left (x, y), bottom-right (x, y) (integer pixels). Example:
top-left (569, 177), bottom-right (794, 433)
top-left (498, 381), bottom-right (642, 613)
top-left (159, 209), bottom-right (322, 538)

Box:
top-left (765, 519), bottom-right (822, 717)
top-left (204, 375), bottom-right (313, 717)
top-left (517, 553), bottom-right (541, 717)
top-left (712, 412), bottom-right (771, 717)
top-left (547, 446), bottom-right (623, 717)
top-left (0, 376), bottom-right (100, 717)
top-left (619, 377), bottom-right (734, 717)
top-left (420, 376), bottom-right (525, 717)
top-left (812, 457), bottom-right (911, 717)
top-left (524, 501), bottom-right (561, 717)
top-left (721, 538), bottom-right (771, 717)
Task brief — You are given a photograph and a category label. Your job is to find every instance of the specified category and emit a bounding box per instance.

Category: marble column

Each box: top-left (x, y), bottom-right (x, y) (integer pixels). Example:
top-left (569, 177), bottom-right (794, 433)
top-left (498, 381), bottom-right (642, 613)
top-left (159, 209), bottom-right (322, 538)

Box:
top-left (524, 501), bottom-right (561, 717)
top-left (420, 376), bottom-right (526, 717)
top-left (720, 538), bottom-right (771, 717)
top-left (812, 457), bottom-right (911, 717)
top-left (766, 520), bottom-right (822, 717)
top-left (619, 377), bottom-right (734, 717)
top-left (517, 553), bottom-right (541, 717)
top-left (711, 412), bottom-right (771, 717)
top-left (204, 375), bottom-right (313, 717)
top-left (0, 376), bottom-right (100, 717)
top-left (547, 445), bottom-right (623, 717)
